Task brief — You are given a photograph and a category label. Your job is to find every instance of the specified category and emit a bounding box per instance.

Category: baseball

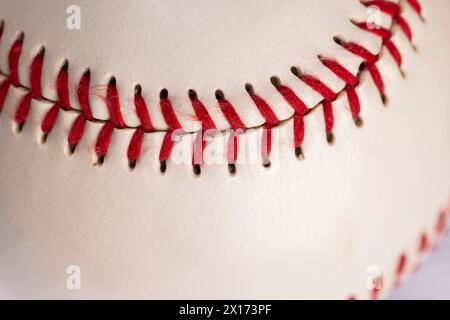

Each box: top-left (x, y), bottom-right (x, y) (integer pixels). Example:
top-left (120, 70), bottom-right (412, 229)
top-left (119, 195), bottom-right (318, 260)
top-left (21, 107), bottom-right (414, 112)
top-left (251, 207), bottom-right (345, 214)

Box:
top-left (0, 0), bottom-right (449, 300)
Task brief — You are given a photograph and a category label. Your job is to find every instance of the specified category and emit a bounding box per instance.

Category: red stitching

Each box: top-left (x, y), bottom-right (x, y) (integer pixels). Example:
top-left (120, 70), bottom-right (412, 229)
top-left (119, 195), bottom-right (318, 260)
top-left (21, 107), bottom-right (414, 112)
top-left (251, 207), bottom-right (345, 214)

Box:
top-left (189, 90), bottom-right (216, 173)
top-left (41, 61), bottom-right (70, 138)
top-left (0, 0), bottom-right (422, 173)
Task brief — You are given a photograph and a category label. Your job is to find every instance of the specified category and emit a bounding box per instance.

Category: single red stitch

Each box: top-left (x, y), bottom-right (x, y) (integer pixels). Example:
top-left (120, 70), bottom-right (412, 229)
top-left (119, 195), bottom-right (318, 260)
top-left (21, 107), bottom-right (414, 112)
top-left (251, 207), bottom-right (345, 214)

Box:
top-left (134, 86), bottom-right (154, 133)
top-left (56, 61), bottom-right (70, 110)
top-left (436, 210), bottom-right (448, 235)
top-left (95, 122), bottom-right (114, 163)
top-left (299, 75), bottom-right (337, 102)
top-left (293, 113), bottom-right (305, 150)
top-left (192, 131), bottom-right (206, 169)
top-left (418, 232), bottom-right (429, 253)
top-left (41, 104), bottom-right (60, 135)
top-left (394, 16), bottom-right (413, 42)
top-left (319, 58), bottom-right (359, 87)
top-left (367, 63), bottom-right (386, 102)
top-left (395, 254), bottom-right (407, 286)
top-left (345, 85), bottom-right (362, 122)
top-left (407, 0), bottom-right (422, 16)
top-left (68, 114), bottom-right (87, 152)
top-left (226, 132), bottom-right (240, 165)
top-left (272, 79), bottom-right (308, 115)
top-left (384, 40), bottom-right (402, 68)
top-left (106, 77), bottom-right (127, 129)
top-left (343, 42), bottom-right (378, 64)
top-left (77, 69), bottom-right (94, 121)
top-left (261, 125), bottom-right (272, 166)
top-left (370, 274), bottom-right (383, 300)
top-left (189, 91), bottom-right (216, 131)
top-left (8, 33), bottom-right (23, 87)
top-left (29, 48), bottom-right (44, 98)
top-left (159, 131), bottom-right (175, 163)
top-left (14, 92), bottom-right (32, 129)
top-left (0, 79), bottom-right (10, 112)
top-left (246, 87), bottom-right (279, 127)
top-left (216, 93), bottom-right (245, 130)
top-left (127, 128), bottom-right (144, 168)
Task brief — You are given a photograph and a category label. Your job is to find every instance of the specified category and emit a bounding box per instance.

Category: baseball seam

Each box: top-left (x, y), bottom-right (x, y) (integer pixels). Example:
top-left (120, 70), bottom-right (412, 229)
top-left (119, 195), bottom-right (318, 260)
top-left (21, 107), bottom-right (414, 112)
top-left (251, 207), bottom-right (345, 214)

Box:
top-left (0, 0), bottom-right (423, 175)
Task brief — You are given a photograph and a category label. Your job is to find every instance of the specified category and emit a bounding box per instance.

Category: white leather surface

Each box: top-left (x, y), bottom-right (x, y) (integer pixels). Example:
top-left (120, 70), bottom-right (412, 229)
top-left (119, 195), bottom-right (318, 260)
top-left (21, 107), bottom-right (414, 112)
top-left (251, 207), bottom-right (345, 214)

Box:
top-left (0, 0), bottom-right (449, 299)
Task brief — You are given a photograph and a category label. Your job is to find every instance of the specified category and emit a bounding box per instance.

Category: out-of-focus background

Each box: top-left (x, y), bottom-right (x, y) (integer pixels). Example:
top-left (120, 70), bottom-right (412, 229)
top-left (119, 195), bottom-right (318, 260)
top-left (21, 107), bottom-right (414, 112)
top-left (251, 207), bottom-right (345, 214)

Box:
top-left (389, 233), bottom-right (450, 300)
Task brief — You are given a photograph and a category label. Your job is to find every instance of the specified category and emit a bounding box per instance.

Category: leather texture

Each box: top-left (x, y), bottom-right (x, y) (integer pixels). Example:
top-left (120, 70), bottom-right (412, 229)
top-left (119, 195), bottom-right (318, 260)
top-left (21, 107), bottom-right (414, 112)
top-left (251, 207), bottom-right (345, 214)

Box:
top-left (0, 0), bottom-right (449, 299)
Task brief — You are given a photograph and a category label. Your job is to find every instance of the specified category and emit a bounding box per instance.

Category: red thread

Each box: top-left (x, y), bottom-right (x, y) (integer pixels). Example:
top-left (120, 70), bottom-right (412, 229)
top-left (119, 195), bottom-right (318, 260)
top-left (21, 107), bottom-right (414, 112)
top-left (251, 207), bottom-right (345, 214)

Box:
top-left (320, 58), bottom-right (358, 86)
top-left (367, 63), bottom-right (386, 101)
top-left (190, 94), bottom-right (216, 131)
top-left (247, 89), bottom-right (278, 164)
top-left (418, 232), bottom-right (429, 253)
top-left (40, 64), bottom-right (71, 135)
top-left (436, 210), bottom-right (448, 235)
top-left (261, 125), bottom-right (272, 163)
top-left (134, 91), bottom-right (154, 133)
top-left (77, 70), bottom-right (94, 121)
top-left (14, 93), bottom-right (32, 127)
top-left (395, 254), bottom-right (407, 280)
top-left (217, 97), bottom-right (245, 130)
top-left (248, 92), bottom-right (279, 127)
top-left (322, 101), bottom-right (334, 134)
top-left (95, 122), bottom-right (114, 160)
top-left (407, 0), bottom-right (422, 16)
top-left (8, 34), bottom-right (23, 87)
top-left (189, 92), bottom-right (216, 170)
top-left (192, 131), bottom-right (206, 166)
top-left (345, 85), bottom-right (361, 121)
top-left (226, 132), bottom-right (240, 164)
top-left (159, 93), bottom-right (183, 165)
top-left (300, 75), bottom-right (337, 102)
top-left (160, 95), bottom-right (183, 131)
top-left (217, 95), bottom-right (244, 166)
top-left (273, 83), bottom-right (308, 115)
top-left (41, 104), bottom-right (60, 134)
top-left (29, 49), bottom-right (44, 98)
top-left (293, 113), bottom-right (305, 148)
top-left (370, 275), bottom-right (383, 300)
top-left (0, 79), bottom-right (10, 112)
top-left (68, 114), bottom-right (87, 149)
top-left (56, 63), bottom-right (70, 110)
top-left (159, 131), bottom-right (175, 162)
top-left (106, 79), bottom-right (126, 129)
top-left (67, 70), bottom-right (92, 151)
top-left (127, 128), bottom-right (144, 166)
